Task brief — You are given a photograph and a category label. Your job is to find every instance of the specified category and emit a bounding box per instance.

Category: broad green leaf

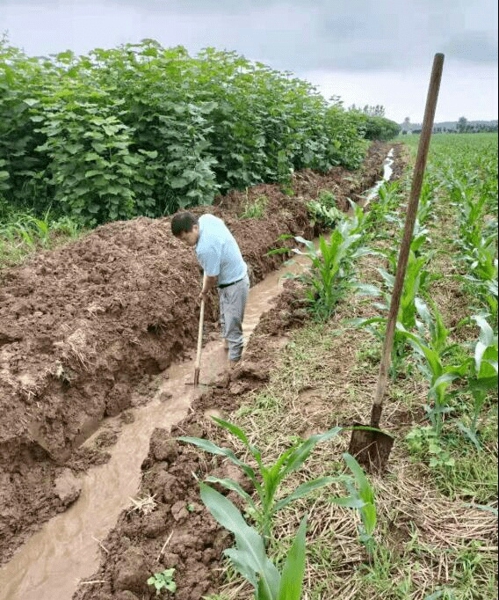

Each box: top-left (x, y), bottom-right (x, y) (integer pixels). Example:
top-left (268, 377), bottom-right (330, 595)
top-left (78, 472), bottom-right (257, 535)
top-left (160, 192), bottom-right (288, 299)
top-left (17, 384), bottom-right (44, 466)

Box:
top-left (276, 517), bottom-right (307, 600)
top-left (204, 476), bottom-right (255, 508)
top-left (200, 484), bottom-right (280, 597)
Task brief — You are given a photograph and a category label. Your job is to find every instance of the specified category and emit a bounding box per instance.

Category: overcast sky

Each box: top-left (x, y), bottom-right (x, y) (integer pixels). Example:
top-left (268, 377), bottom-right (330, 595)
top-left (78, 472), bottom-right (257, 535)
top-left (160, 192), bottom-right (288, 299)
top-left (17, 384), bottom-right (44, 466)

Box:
top-left (1, 0), bottom-right (497, 123)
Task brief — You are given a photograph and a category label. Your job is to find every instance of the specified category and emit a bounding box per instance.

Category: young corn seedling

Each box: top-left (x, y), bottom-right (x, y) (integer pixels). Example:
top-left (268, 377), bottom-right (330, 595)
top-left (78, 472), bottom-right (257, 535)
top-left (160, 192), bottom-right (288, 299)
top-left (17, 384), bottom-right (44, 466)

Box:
top-left (179, 418), bottom-right (343, 544)
top-left (290, 217), bottom-right (373, 321)
top-left (414, 297), bottom-right (458, 354)
top-left (397, 322), bottom-right (468, 437)
top-left (331, 453), bottom-right (377, 554)
top-left (352, 249), bottom-right (434, 377)
top-left (200, 483), bottom-right (308, 600)
top-left (363, 181), bottom-right (401, 240)
top-left (457, 316), bottom-right (498, 449)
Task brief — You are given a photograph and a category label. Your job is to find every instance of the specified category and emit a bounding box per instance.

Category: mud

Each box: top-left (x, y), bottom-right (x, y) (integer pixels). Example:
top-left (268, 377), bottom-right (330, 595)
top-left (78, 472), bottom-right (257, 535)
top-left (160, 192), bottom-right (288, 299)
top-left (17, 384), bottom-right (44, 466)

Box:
top-left (0, 141), bottom-right (404, 576)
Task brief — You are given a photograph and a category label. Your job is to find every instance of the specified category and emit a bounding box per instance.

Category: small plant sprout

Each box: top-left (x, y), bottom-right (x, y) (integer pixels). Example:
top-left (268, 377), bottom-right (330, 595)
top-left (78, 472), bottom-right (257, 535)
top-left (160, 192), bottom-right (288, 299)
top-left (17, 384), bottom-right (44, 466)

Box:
top-left (147, 568), bottom-right (177, 596)
top-left (331, 453), bottom-right (377, 553)
top-left (241, 193), bottom-right (268, 219)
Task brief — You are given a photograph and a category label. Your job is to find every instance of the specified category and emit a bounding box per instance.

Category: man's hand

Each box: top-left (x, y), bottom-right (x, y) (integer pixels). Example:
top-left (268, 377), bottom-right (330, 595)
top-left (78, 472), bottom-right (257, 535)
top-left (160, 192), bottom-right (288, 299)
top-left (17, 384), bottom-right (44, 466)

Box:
top-left (199, 275), bottom-right (218, 301)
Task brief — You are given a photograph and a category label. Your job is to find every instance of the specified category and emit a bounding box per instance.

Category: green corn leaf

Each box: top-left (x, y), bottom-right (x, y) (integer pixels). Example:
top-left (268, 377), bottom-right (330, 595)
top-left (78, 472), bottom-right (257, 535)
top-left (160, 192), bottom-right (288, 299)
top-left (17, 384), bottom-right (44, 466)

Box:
top-left (274, 476), bottom-right (341, 512)
top-left (342, 453), bottom-right (374, 505)
top-left (397, 327), bottom-right (443, 379)
top-left (349, 316), bottom-right (385, 328)
top-left (200, 483), bottom-right (280, 597)
top-left (430, 371), bottom-right (461, 396)
top-left (330, 496), bottom-right (366, 509)
top-left (294, 235), bottom-right (314, 251)
top-left (204, 476), bottom-right (256, 509)
top-left (279, 427), bottom-right (342, 479)
top-left (276, 516), bottom-right (308, 600)
top-left (354, 283), bottom-right (382, 297)
top-left (178, 436), bottom-right (257, 483)
top-left (211, 417), bottom-right (251, 449)
top-left (456, 422), bottom-right (482, 450)
top-left (360, 502), bottom-right (377, 536)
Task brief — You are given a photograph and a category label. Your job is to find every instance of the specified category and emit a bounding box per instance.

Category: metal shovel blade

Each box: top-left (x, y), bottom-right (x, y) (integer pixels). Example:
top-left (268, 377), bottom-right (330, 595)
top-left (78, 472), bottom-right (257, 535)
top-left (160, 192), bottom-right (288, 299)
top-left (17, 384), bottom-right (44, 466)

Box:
top-left (348, 423), bottom-right (394, 472)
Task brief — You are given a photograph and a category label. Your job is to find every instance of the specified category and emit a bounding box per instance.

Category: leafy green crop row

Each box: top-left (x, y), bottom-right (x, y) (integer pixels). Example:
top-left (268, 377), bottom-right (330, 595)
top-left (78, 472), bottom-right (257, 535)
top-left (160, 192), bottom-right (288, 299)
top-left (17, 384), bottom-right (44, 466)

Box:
top-left (363, 135), bottom-right (497, 466)
top-left (0, 37), bottom-right (399, 226)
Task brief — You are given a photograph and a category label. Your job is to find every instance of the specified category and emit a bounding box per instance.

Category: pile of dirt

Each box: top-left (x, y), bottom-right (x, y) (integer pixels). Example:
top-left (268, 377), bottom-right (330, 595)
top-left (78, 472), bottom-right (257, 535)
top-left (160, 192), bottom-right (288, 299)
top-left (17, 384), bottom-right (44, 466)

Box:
top-left (0, 141), bottom-right (404, 567)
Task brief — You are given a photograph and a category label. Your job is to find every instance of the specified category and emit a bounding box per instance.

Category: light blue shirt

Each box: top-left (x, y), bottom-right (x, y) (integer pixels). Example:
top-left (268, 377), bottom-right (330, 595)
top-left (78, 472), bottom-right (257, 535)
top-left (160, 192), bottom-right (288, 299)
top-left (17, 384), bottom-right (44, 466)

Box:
top-left (196, 214), bottom-right (247, 285)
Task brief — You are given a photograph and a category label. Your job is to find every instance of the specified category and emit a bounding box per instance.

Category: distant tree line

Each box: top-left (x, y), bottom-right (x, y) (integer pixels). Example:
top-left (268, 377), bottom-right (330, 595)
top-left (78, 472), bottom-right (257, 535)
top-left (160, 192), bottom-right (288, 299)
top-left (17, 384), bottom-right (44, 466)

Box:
top-left (348, 104), bottom-right (401, 140)
top-left (401, 116), bottom-right (498, 135)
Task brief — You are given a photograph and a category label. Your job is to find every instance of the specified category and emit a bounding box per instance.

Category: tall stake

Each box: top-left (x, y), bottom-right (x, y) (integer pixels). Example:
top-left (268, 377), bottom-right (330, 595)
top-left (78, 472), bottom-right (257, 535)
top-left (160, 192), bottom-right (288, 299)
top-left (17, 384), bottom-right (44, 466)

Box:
top-left (370, 53), bottom-right (445, 428)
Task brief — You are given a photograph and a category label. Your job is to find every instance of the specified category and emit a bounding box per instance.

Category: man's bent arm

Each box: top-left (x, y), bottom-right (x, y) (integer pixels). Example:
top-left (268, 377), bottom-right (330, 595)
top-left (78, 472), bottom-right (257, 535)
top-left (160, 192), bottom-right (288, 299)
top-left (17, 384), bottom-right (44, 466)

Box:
top-left (202, 275), bottom-right (218, 296)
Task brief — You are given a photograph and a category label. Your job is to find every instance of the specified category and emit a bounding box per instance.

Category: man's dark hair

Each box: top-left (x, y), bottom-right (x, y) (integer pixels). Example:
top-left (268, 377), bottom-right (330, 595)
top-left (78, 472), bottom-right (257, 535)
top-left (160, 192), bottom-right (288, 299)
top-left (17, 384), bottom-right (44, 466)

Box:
top-left (171, 211), bottom-right (198, 237)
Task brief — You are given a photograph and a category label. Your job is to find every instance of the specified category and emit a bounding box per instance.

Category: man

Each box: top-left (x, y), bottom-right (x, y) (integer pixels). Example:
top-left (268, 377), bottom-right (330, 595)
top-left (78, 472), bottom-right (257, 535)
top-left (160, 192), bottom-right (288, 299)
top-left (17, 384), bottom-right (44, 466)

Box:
top-left (171, 211), bottom-right (250, 367)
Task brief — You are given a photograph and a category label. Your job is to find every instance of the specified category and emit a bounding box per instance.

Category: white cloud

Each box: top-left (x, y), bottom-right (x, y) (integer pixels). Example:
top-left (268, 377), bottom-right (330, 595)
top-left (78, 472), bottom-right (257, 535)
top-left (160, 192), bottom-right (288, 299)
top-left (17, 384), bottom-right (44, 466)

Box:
top-left (305, 62), bottom-right (498, 122)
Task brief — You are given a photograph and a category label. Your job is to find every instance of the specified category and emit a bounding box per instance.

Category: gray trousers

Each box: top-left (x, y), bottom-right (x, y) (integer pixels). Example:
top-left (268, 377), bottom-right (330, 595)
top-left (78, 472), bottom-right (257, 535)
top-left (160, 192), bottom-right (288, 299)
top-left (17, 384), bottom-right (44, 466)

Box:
top-left (218, 274), bottom-right (250, 361)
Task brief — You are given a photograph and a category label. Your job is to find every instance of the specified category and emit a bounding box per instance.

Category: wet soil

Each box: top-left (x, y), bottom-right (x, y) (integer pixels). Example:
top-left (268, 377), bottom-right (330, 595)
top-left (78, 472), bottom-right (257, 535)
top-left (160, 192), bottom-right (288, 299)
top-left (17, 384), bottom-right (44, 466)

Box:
top-left (0, 142), bottom-right (404, 580)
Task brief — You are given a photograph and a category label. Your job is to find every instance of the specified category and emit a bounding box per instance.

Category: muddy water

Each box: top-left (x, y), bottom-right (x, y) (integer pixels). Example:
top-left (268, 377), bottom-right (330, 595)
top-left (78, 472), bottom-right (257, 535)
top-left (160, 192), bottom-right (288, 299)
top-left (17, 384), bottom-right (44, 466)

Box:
top-left (0, 155), bottom-right (394, 600)
top-left (363, 148), bottom-right (394, 208)
top-left (0, 258), bottom-right (300, 600)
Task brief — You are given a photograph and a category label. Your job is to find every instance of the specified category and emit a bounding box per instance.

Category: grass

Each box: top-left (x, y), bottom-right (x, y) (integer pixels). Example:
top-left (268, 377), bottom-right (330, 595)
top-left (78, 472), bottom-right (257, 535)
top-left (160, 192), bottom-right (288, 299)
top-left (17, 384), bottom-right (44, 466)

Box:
top-left (240, 193), bottom-right (268, 219)
top-left (0, 211), bottom-right (84, 270)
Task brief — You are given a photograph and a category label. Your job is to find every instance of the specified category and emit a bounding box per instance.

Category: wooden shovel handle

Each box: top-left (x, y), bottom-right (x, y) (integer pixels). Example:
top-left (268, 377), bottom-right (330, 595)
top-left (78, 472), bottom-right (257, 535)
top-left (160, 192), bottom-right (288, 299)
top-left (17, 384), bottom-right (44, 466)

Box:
top-left (195, 276), bottom-right (206, 371)
top-left (370, 53), bottom-right (445, 428)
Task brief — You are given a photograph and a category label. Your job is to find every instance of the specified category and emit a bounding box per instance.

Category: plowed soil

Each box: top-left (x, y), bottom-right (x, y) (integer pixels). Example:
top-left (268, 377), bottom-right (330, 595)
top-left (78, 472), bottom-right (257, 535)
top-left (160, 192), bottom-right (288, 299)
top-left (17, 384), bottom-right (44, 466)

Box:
top-left (0, 141), bottom-right (404, 575)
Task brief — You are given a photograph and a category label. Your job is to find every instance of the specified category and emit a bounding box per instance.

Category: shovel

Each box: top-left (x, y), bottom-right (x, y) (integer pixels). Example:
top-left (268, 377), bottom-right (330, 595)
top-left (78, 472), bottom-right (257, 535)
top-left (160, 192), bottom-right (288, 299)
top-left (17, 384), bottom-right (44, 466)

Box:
top-left (348, 53), bottom-right (445, 472)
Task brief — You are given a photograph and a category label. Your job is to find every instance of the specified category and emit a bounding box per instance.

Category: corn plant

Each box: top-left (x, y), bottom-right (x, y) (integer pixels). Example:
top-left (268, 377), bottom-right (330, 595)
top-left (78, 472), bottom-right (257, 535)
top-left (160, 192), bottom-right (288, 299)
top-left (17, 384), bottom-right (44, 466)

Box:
top-left (457, 316), bottom-right (498, 449)
top-left (179, 419), bottom-right (343, 543)
top-left (397, 322), bottom-right (468, 436)
top-left (363, 181), bottom-right (402, 240)
top-left (352, 249), bottom-right (434, 376)
top-left (200, 483), bottom-right (308, 600)
top-left (414, 298), bottom-right (458, 354)
top-left (288, 216), bottom-right (373, 321)
top-left (331, 453), bottom-right (377, 553)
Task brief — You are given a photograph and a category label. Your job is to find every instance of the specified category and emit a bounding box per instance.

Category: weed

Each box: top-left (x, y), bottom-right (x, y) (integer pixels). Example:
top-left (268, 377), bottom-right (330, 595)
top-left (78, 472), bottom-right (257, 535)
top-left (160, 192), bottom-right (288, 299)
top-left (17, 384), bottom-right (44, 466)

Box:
top-left (147, 568), bottom-right (177, 595)
top-left (240, 193), bottom-right (268, 219)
